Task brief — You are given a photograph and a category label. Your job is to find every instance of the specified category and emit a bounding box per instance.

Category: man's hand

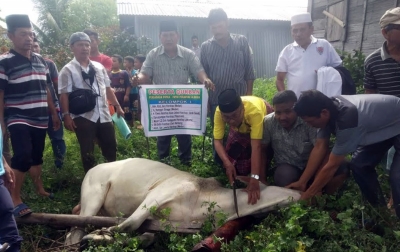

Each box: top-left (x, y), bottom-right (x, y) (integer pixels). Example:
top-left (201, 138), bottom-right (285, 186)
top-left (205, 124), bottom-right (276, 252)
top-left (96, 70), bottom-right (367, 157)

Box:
top-left (131, 74), bottom-right (139, 87)
top-left (64, 115), bottom-right (77, 132)
top-left (1, 121), bottom-right (6, 137)
top-left (4, 162), bottom-right (15, 191)
top-left (52, 113), bottom-right (61, 131)
top-left (286, 180), bottom-right (307, 192)
top-left (116, 106), bottom-right (125, 118)
top-left (243, 178), bottom-right (260, 205)
top-left (223, 161), bottom-right (237, 186)
top-left (123, 95), bottom-right (129, 103)
top-left (203, 78), bottom-right (215, 91)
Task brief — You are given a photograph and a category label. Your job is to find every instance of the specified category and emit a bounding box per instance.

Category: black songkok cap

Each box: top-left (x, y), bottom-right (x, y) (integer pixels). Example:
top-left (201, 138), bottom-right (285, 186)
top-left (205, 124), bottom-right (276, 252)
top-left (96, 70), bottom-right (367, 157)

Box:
top-left (5, 14), bottom-right (32, 31)
top-left (159, 20), bottom-right (178, 33)
top-left (218, 89), bottom-right (242, 113)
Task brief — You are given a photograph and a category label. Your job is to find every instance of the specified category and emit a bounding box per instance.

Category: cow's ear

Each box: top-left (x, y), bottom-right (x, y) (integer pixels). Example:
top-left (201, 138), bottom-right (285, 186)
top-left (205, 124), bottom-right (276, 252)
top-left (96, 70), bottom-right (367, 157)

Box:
top-left (236, 176), bottom-right (251, 184)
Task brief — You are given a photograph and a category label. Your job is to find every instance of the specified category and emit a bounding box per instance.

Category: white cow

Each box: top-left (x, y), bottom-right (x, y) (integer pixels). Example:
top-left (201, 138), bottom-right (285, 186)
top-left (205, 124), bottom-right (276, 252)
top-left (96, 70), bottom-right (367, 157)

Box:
top-left (66, 158), bottom-right (300, 245)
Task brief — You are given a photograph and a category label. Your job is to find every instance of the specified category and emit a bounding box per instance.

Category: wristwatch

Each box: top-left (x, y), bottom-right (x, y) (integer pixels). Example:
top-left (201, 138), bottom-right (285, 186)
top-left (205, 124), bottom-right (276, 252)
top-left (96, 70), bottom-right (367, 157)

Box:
top-left (250, 174), bottom-right (259, 180)
top-left (62, 112), bottom-right (70, 118)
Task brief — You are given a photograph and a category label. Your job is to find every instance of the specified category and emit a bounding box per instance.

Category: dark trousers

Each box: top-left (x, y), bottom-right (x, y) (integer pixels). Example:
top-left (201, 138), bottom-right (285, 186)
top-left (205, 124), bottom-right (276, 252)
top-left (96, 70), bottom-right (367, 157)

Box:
top-left (47, 113), bottom-right (66, 168)
top-left (2, 132), bottom-right (11, 165)
top-left (350, 135), bottom-right (400, 218)
top-left (0, 178), bottom-right (22, 252)
top-left (157, 135), bottom-right (192, 163)
top-left (73, 117), bottom-right (117, 173)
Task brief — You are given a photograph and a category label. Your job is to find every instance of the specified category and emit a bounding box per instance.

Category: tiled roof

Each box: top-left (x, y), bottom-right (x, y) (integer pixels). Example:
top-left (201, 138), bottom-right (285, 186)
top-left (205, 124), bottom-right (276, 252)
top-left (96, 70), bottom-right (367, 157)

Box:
top-left (117, 0), bottom-right (307, 21)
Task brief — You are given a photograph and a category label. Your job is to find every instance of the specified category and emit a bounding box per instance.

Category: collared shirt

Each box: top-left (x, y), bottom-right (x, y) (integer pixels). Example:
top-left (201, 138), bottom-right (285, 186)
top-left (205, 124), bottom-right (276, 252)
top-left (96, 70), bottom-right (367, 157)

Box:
top-left (276, 36), bottom-right (342, 98)
top-left (201, 34), bottom-right (255, 105)
top-left (317, 94), bottom-right (400, 156)
top-left (191, 46), bottom-right (201, 59)
top-left (58, 58), bottom-right (112, 123)
top-left (262, 114), bottom-right (317, 170)
top-left (0, 49), bottom-right (50, 128)
top-left (364, 42), bottom-right (400, 97)
top-left (141, 45), bottom-right (204, 84)
top-left (214, 96), bottom-right (266, 140)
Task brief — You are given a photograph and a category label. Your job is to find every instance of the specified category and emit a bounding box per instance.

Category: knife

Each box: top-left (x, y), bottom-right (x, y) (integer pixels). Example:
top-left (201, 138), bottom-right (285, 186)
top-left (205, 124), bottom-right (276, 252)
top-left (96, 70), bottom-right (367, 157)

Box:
top-left (232, 179), bottom-right (239, 218)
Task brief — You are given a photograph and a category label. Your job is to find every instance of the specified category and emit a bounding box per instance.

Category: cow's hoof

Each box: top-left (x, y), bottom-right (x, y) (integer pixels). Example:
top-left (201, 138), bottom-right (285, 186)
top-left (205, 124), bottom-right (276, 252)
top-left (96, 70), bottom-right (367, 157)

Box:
top-left (65, 227), bottom-right (86, 246)
top-left (138, 232), bottom-right (155, 248)
top-left (80, 228), bottom-right (114, 251)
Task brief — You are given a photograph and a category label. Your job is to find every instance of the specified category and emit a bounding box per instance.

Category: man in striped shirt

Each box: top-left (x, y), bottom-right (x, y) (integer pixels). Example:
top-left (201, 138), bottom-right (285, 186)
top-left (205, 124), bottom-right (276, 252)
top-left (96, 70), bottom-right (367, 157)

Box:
top-left (200, 8), bottom-right (255, 164)
top-left (364, 7), bottom-right (400, 209)
top-left (0, 15), bottom-right (61, 217)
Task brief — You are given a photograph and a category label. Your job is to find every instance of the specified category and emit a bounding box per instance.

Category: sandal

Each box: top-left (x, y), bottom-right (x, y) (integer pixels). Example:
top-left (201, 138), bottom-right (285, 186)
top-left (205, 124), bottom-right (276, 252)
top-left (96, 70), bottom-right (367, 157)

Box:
top-left (13, 203), bottom-right (32, 218)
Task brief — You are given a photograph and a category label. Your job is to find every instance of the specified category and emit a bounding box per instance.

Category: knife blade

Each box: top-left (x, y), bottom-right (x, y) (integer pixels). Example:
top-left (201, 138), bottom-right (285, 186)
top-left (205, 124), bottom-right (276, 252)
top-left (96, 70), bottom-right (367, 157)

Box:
top-left (233, 179), bottom-right (239, 218)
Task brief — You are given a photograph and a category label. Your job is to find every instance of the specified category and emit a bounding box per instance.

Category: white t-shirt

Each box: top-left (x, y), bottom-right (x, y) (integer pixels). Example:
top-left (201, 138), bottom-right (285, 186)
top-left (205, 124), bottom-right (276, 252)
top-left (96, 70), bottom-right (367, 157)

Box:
top-left (275, 36), bottom-right (342, 98)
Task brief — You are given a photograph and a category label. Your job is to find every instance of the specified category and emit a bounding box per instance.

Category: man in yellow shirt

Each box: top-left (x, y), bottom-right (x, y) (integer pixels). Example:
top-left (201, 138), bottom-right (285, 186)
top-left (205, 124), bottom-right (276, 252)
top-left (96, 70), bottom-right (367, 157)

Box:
top-left (214, 89), bottom-right (272, 205)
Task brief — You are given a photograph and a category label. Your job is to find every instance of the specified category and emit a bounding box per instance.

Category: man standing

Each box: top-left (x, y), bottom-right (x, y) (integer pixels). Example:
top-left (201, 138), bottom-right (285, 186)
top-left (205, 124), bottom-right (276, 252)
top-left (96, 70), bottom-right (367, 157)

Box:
top-left (0, 15), bottom-right (61, 217)
top-left (134, 20), bottom-right (214, 165)
top-left (293, 90), bottom-right (400, 219)
top-left (32, 37), bottom-right (66, 169)
top-left (0, 126), bottom-right (22, 252)
top-left (363, 7), bottom-right (400, 208)
top-left (191, 35), bottom-right (201, 59)
top-left (275, 13), bottom-right (342, 98)
top-left (83, 29), bottom-right (113, 72)
top-left (201, 8), bottom-right (255, 128)
top-left (58, 32), bottom-right (124, 173)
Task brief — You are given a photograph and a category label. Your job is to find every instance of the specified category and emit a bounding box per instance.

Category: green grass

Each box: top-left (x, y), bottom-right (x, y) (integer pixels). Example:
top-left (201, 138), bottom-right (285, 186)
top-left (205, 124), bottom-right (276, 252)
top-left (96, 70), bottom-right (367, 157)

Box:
top-left (19, 78), bottom-right (400, 252)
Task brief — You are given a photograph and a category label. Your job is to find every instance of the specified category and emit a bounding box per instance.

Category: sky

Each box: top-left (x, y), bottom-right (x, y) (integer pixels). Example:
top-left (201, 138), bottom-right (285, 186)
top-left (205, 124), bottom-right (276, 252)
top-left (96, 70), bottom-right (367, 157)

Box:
top-left (0, 0), bottom-right (308, 28)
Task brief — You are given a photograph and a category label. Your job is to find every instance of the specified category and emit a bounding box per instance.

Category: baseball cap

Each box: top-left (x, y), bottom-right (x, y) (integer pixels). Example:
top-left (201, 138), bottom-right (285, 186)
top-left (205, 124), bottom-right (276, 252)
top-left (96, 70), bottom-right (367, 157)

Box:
top-left (69, 32), bottom-right (91, 45)
top-left (379, 7), bottom-right (400, 28)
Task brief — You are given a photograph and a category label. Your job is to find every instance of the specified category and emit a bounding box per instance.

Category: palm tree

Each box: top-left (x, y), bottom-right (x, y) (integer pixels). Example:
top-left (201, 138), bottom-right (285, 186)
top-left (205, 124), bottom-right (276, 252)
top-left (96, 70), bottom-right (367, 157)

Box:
top-left (32, 0), bottom-right (70, 44)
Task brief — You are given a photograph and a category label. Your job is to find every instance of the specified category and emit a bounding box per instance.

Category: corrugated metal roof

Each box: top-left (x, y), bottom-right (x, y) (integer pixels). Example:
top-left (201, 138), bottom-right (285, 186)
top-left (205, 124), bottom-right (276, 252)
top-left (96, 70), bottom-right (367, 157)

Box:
top-left (117, 0), bottom-right (306, 21)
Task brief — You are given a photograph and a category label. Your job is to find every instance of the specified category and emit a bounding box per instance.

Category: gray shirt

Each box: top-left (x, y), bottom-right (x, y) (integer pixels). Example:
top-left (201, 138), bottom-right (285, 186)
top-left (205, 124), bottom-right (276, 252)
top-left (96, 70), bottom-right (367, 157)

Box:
top-left (318, 94), bottom-right (400, 155)
top-left (141, 44), bottom-right (204, 84)
top-left (262, 113), bottom-right (317, 170)
top-left (201, 34), bottom-right (255, 105)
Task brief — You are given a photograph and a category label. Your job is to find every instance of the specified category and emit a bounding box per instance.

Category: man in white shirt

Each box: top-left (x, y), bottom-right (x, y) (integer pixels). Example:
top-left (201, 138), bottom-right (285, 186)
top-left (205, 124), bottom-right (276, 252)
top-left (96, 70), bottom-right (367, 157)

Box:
top-left (58, 32), bottom-right (124, 173)
top-left (275, 13), bottom-right (342, 98)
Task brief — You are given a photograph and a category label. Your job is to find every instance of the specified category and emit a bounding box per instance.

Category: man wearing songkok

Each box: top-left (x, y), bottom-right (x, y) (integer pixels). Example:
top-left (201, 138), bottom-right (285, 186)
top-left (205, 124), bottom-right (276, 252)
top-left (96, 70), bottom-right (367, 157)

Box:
top-left (214, 89), bottom-right (272, 205)
top-left (0, 14), bottom-right (61, 218)
top-left (294, 90), bottom-right (400, 219)
top-left (275, 13), bottom-right (342, 98)
top-left (133, 20), bottom-right (214, 166)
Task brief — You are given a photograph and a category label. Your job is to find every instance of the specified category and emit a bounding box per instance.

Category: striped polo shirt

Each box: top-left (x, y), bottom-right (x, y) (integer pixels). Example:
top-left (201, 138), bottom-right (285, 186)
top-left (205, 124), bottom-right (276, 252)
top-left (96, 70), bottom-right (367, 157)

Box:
top-left (200, 34), bottom-right (255, 105)
top-left (0, 49), bottom-right (49, 128)
top-left (364, 42), bottom-right (400, 97)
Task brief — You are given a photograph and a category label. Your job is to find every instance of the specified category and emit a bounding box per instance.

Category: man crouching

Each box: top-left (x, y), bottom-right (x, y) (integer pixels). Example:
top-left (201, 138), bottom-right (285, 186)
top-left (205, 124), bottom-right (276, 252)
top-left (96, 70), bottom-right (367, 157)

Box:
top-left (213, 89), bottom-right (273, 205)
top-left (262, 90), bottom-right (348, 195)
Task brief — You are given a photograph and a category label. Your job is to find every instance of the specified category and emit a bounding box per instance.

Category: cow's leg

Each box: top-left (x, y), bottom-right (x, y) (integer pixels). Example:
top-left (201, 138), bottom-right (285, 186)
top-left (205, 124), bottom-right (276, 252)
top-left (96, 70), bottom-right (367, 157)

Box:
top-left (65, 181), bottom-right (110, 246)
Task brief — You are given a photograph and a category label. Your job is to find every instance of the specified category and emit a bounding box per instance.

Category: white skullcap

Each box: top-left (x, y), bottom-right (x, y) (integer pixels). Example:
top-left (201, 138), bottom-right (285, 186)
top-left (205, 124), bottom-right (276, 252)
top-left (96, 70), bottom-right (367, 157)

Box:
top-left (291, 13), bottom-right (312, 26)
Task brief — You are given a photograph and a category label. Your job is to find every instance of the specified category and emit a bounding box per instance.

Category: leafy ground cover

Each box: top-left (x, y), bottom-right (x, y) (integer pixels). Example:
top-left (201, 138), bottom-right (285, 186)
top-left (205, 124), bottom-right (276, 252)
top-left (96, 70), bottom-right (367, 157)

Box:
top-left (18, 78), bottom-right (400, 252)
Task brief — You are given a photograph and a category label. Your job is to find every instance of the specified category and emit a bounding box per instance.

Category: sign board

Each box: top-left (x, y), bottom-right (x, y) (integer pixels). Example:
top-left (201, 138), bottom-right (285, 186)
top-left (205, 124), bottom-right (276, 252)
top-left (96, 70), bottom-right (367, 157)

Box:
top-left (139, 85), bottom-right (208, 137)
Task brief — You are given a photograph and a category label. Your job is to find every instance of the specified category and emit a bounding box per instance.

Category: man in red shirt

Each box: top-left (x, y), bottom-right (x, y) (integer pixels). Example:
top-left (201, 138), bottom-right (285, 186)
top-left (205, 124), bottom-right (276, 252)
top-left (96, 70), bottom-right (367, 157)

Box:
top-left (82, 29), bottom-right (112, 72)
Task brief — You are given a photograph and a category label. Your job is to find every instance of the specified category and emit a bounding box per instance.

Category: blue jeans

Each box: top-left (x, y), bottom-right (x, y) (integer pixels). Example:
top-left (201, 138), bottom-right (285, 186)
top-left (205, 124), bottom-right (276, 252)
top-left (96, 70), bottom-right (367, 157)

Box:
top-left (0, 178), bottom-right (22, 252)
top-left (350, 135), bottom-right (400, 218)
top-left (47, 113), bottom-right (66, 168)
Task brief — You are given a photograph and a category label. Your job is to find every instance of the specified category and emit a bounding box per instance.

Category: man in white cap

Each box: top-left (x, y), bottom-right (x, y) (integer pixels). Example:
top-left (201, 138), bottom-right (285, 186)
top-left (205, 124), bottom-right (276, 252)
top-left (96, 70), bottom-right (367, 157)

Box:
top-left (363, 7), bottom-right (400, 209)
top-left (275, 13), bottom-right (342, 98)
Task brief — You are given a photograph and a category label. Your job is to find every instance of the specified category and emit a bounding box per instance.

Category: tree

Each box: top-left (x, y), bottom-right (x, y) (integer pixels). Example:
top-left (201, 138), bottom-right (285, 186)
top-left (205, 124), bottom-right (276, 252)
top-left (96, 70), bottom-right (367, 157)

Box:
top-left (33, 0), bottom-right (118, 45)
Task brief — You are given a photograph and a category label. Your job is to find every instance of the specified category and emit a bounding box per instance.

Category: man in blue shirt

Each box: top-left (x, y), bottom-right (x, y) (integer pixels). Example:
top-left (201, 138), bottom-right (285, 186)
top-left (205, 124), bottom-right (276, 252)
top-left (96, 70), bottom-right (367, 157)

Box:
top-left (0, 126), bottom-right (23, 251)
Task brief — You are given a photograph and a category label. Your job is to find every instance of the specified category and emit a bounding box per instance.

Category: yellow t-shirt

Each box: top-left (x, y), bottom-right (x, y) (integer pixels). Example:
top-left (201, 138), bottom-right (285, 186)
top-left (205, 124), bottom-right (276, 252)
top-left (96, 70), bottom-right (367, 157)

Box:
top-left (214, 96), bottom-right (267, 140)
